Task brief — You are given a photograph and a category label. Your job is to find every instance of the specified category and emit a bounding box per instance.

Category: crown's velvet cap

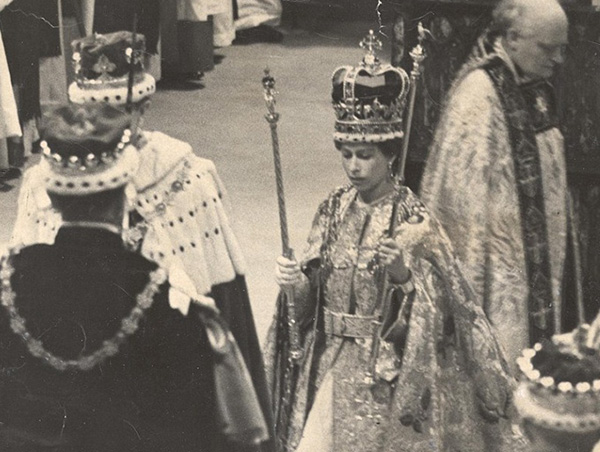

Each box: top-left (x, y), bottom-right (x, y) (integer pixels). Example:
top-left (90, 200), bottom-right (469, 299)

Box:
top-left (72, 31), bottom-right (146, 85)
top-left (39, 104), bottom-right (139, 195)
top-left (41, 104), bottom-right (131, 162)
top-left (69, 31), bottom-right (156, 105)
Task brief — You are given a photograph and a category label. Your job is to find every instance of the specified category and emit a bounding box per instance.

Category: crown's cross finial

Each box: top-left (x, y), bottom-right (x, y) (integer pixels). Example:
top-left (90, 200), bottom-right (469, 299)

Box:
top-left (360, 30), bottom-right (382, 67)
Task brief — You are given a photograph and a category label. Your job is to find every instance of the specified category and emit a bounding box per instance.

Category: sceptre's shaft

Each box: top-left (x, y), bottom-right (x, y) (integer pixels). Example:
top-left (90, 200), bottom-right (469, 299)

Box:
top-left (262, 68), bottom-right (303, 361)
top-left (569, 194), bottom-right (585, 329)
top-left (397, 22), bottom-right (428, 184)
top-left (269, 122), bottom-right (292, 258)
top-left (370, 25), bottom-right (429, 377)
top-left (126, 14), bottom-right (138, 113)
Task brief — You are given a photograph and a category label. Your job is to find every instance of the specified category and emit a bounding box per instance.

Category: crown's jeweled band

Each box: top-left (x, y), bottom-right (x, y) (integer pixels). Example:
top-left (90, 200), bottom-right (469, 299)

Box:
top-left (41, 145), bottom-right (139, 195)
top-left (41, 128), bottom-right (133, 173)
top-left (514, 384), bottom-right (600, 433)
top-left (514, 343), bottom-right (600, 433)
top-left (334, 122), bottom-right (404, 143)
top-left (69, 73), bottom-right (156, 106)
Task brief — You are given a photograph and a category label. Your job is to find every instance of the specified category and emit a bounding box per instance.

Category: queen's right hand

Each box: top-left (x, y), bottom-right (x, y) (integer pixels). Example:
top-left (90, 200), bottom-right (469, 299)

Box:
top-left (275, 256), bottom-right (303, 289)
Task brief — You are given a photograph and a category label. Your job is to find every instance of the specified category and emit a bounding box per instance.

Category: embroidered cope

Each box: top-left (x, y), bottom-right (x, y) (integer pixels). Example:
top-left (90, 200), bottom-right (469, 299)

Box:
top-left (420, 43), bottom-right (567, 366)
top-left (265, 186), bottom-right (525, 452)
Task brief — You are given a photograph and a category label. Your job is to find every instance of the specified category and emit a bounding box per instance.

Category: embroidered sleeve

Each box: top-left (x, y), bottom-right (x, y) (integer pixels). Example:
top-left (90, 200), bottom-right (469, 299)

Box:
top-left (422, 213), bottom-right (514, 419)
top-left (293, 188), bottom-right (350, 323)
top-left (390, 190), bottom-right (513, 420)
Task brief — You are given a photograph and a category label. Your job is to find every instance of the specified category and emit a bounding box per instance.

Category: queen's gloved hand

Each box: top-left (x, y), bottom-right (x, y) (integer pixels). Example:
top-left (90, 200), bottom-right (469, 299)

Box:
top-left (275, 255), bottom-right (303, 290)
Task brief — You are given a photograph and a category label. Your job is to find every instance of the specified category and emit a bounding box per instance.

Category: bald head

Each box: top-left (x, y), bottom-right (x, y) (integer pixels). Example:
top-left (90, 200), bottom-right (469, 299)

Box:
top-left (493, 0), bottom-right (568, 36)
top-left (493, 0), bottom-right (568, 79)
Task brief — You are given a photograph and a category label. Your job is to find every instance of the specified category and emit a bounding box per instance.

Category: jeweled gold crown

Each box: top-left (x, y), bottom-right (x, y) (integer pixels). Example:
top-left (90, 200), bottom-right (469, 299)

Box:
top-left (332, 30), bottom-right (410, 143)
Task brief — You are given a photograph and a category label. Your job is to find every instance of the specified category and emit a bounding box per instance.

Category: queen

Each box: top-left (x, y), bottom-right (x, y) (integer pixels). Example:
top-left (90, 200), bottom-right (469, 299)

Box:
top-left (264, 31), bottom-right (525, 452)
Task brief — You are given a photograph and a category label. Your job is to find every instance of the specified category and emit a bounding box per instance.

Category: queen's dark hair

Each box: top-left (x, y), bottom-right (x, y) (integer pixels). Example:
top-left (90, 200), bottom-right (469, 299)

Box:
top-left (334, 138), bottom-right (402, 159)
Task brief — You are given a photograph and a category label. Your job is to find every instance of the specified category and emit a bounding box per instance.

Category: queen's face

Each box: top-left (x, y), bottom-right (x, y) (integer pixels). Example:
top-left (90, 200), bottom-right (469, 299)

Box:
top-left (339, 142), bottom-right (392, 202)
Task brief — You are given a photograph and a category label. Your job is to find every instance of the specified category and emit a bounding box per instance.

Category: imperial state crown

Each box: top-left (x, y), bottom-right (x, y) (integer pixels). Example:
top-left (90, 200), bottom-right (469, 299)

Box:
top-left (332, 30), bottom-right (410, 143)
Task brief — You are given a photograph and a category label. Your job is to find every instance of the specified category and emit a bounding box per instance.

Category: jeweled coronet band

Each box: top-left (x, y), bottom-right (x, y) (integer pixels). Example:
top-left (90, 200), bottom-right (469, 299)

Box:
top-left (41, 128), bottom-right (132, 174)
top-left (515, 343), bottom-right (600, 433)
top-left (333, 121), bottom-right (404, 143)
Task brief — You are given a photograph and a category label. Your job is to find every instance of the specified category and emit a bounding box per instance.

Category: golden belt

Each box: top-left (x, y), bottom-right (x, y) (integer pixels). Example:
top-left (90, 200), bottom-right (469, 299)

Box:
top-left (323, 308), bottom-right (381, 339)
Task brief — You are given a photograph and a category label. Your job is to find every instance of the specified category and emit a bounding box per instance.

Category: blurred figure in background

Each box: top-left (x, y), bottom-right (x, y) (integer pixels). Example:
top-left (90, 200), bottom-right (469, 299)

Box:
top-left (0, 0), bottom-right (21, 182)
top-left (214, 0), bottom-right (236, 48)
top-left (160, 0), bottom-right (224, 82)
top-left (0, 0), bottom-right (60, 168)
top-left (234, 0), bottom-right (283, 44)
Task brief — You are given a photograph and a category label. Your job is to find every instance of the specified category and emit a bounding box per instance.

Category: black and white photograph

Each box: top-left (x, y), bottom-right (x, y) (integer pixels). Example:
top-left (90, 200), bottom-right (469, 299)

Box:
top-left (0, 0), bottom-right (598, 451)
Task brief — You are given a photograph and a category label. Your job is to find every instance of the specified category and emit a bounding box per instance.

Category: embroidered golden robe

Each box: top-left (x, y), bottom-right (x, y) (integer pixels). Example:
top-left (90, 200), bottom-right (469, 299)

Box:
top-left (265, 185), bottom-right (525, 452)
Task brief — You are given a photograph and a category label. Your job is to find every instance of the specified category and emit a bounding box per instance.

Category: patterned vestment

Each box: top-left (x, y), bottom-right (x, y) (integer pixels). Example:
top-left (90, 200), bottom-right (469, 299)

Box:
top-left (420, 40), bottom-right (568, 368)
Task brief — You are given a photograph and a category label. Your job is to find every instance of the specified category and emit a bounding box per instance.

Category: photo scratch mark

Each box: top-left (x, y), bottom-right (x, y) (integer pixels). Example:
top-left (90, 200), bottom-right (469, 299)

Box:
top-left (123, 419), bottom-right (142, 440)
top-left (113, 282), bottom-right (132, 298)
top-left (60, 404), bottom-right (67, 438)
top-left (376, 0), bottom-right (388, 38)
top-left (313, 32), bottom-right (341, 41)
top-left (6, 8), bottom-right (58, 28)
top-left (75, 321), bottom-right (88, 354)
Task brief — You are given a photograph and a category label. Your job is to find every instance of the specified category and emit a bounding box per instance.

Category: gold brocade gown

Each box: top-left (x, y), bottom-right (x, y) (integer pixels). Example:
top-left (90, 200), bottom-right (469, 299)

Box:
top-left (265, 185), bottom-right (527, 452)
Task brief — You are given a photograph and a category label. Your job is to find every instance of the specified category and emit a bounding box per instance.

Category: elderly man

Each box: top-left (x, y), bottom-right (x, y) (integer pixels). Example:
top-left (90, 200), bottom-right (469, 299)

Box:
top-left (0, 103), bottom-right (267, 451)
top-left (420, 0), bottom-right (569, 366)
